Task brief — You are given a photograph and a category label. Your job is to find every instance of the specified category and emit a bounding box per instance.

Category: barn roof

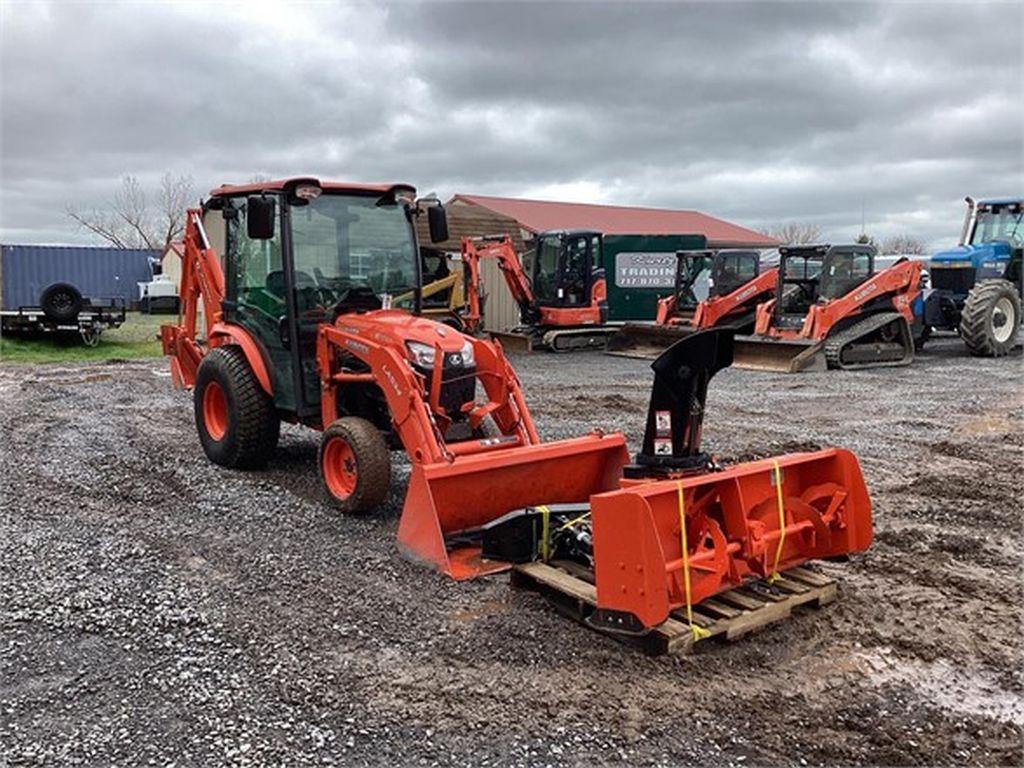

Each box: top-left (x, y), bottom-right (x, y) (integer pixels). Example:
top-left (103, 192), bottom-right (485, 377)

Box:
top-left (450, 194), bottom-right (777, 247)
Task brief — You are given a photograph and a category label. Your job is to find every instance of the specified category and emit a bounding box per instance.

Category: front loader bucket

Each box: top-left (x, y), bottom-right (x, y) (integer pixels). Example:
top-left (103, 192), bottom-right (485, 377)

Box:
top-left (589, 448), bottom-right (872, 630)
top-left (605, 323), bottom-right (698, 359)
top-left (398, 433), bottom-right (629, 579)
top-left (731, 335), bottom-right (826, 373)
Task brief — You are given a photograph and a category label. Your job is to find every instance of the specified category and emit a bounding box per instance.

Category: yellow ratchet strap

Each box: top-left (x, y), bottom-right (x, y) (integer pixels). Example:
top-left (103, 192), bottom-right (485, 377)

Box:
top-left (538, 505), bottom-right (551, 562)
top-left (556, 512), bottom-right (590, 532)
top-left (767, 459), bottom-right (786, 584)
top-left (677, 482), bottom-right (711, 642)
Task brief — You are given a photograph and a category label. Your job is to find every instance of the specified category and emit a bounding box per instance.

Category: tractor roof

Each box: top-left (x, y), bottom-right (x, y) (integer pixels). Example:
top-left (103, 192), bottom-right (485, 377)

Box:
top-left (976, 197), bottom-right (1023, 206)
top-left (210, 177), bottom-right (415, 198)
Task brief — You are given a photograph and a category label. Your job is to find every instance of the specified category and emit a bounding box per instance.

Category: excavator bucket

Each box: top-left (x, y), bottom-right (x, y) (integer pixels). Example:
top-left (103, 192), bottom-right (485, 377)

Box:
top-left (731, 335), bottom-right (827, 373)
top-left (605, 322), bottom-right (699, 359)
top-left (589, 448), bottom-right (872, 630)
top-left (397, 432), bottom-right (629, 579)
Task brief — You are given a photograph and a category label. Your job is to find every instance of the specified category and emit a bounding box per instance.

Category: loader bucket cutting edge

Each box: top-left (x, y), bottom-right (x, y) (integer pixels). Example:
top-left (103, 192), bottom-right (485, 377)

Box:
top-left (590, 448), bottom-right (871, 629)
top-left (605, 323), bottom-right (698, 359)
top-left (397, 432), bottom-right (629, 580)
top-left (731, 336), bottom-right (826, 373)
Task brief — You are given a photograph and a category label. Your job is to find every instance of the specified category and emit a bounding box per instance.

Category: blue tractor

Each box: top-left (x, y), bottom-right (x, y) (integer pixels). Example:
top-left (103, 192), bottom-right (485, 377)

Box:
top-left (925, 197), bottom-right (1022, 356)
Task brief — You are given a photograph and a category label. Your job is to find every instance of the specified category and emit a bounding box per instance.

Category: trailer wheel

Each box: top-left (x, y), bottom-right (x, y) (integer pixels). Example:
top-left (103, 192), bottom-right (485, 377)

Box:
top-left (319, 417), bottom-right (391, 514)
top-left (194, 346), bottom-right (280, 468)
top-left (40, 282), bottom-right (83, 322)
top-left (959, 279), bottom-right (1021, 357)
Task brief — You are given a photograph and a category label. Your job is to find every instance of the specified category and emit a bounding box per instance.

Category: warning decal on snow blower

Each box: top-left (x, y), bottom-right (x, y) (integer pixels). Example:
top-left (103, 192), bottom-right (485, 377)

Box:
top-left (654, 409), bottom-right (672, 455)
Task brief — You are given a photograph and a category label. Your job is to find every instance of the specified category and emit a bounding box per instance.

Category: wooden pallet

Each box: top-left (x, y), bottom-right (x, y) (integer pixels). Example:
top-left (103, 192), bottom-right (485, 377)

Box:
top-left (510, 560), bottom-right (837, 656)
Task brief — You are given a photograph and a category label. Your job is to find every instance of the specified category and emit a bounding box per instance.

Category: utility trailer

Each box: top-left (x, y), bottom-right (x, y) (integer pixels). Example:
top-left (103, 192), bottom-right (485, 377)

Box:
top-left (0, 297), bottom-right (126, 346)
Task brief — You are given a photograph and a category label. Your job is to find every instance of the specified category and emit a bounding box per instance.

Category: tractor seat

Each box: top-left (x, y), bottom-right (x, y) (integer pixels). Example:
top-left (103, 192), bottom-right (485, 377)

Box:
top-left (265, 270), bottom-right (317, 299)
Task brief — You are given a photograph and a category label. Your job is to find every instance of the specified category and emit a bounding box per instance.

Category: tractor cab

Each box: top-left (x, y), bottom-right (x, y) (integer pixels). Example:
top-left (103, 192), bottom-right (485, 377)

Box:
top-left (930, 198), bottom-right (1023, 298)
top-left (526, 230), bottom-right (604, 311)
top-left (207, 178), bottom-right (448, 422)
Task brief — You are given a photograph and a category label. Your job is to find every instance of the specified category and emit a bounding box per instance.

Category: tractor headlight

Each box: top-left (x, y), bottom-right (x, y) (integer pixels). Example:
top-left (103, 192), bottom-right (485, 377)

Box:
top-left (406, 341), bottom-right (437, 368)
top-left (459, 340), bottom-right (475, 367)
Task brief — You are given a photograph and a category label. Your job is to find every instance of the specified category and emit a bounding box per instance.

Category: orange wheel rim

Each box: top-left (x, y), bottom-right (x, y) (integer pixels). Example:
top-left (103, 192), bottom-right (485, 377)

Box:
top-left (202, 381), bottom-right (229, 441)
top-left (323, 437), bottom-right (358, 500)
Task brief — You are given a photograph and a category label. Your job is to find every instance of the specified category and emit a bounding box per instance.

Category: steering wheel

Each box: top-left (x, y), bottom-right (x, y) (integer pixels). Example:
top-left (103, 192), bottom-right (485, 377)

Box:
top-left (331, 285), bottom-right (383, 319)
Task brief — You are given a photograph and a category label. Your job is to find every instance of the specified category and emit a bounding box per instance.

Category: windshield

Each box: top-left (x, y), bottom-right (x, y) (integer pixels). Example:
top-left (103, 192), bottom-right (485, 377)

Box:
top-left (289, 193), bottom-right (418, 301)
top-left (971, 206), bottom-right (1024, 247)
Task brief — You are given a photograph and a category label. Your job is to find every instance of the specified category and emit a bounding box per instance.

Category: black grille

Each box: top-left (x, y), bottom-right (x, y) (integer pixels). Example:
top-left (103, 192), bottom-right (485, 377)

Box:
top-left (930, 266), bottom-right (975, 294)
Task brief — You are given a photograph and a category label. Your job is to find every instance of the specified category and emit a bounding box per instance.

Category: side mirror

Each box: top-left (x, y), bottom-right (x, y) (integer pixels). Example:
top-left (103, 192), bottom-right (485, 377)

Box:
top-left (428, 204), bottom-right (449, 244)
top-left (247, 195), bottom-right (276, 240)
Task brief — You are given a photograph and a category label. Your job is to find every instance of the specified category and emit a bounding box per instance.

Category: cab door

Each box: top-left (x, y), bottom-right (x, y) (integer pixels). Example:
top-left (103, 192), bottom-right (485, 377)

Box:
top-left (223, 196), bottom-right (297, 412)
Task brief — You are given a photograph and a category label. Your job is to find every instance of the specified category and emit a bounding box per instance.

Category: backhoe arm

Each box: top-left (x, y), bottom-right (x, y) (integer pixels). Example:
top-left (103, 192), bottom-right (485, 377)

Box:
top-left (160, 208), bottom-right (226, 388)
top-left (461, 236), bottom-right (537, 331)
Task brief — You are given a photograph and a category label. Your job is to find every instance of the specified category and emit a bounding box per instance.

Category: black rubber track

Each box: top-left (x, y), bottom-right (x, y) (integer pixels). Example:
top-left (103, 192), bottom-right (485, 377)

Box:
top-left (194, 346), bottom-right (280, 469)
top-left (959, 279), bottom-right (1021, 357)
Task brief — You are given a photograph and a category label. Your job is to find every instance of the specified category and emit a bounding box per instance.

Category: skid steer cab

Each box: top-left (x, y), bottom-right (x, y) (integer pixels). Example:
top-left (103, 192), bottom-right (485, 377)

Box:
top-left (161, 177), bottom-right (628, 579)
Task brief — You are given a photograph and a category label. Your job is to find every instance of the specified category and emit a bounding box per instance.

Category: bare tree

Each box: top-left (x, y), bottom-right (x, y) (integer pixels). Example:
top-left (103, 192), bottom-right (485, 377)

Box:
top-left (67, 173), bottom-right (194, 250)
top-left (765, 222), bottom-right (824, 245)
top-left (881, 234), bottom-right (928, 255)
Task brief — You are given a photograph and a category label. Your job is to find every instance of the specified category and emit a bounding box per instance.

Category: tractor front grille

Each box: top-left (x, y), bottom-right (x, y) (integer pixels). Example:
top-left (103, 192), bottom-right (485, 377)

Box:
top-left (930, 266), bottom-right (975, 295)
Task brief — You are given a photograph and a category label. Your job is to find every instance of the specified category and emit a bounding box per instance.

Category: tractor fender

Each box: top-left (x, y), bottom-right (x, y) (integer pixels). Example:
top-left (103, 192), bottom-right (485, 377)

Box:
top-left (208, 322), bottom-right (274, 396)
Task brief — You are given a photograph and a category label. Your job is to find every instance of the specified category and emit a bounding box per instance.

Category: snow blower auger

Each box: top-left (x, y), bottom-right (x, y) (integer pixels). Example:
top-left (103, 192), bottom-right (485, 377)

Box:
top-left (162, 178), bottom-right (628, 582)
top-left (486, 328), bottom-right (872, 638)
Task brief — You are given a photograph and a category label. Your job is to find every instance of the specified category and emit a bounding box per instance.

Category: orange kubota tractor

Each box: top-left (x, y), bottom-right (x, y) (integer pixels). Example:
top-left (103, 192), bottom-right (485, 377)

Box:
top-left (732, 244), bottom-right (927, 373)
top-left (163, 177), bottom-right (873, 636)
top-left (607, 249), bottom-right (779, 358)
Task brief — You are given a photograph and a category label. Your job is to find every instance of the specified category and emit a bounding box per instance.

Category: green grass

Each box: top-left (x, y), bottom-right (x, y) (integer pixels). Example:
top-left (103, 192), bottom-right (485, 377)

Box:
top-left (0, 312), bottom-right (167, 364)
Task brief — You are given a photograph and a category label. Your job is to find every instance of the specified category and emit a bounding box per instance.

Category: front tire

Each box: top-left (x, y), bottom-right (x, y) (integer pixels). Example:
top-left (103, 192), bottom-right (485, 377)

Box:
top-left (959, 279), bottom-right (1021, 357)
top-left (194, 346), bottom-right (279, 468)
top-left (319, 417), bottom-right (391, 514)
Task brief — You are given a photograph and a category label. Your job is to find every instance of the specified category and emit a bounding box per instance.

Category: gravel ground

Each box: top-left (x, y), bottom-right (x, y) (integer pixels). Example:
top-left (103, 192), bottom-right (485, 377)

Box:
top-left (1, 334), bottom-right (1022, 766)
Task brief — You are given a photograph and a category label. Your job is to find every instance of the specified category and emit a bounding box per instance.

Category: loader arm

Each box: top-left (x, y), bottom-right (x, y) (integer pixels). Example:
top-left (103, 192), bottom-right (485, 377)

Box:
top-left (801, 259), bottom-right (923, 340)
top-left (692, 266), bottom-right (780, 329)
top-left (461, 236), bottom-right (537, 331)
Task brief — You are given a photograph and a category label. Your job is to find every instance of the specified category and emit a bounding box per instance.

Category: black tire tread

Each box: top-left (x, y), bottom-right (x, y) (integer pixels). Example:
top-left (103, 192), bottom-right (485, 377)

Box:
top-left (959, 279), bottom-right (1021, 357)
top-left (195, 346), bottom-right (279, 468)
top-left (39, 282), bottom-right (84, 322)
top-left (319, 417), bottom-right (391, 514)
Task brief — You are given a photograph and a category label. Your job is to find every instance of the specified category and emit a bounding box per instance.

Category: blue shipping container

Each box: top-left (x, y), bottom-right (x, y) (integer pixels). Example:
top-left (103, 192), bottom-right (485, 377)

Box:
top-left (1, 244), bottom-right (158, 309)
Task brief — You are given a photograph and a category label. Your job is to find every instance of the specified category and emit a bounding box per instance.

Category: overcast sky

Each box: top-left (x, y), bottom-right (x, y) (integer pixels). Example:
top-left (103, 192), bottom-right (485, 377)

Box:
top-left (1, 1), bottom-right (1021, 248)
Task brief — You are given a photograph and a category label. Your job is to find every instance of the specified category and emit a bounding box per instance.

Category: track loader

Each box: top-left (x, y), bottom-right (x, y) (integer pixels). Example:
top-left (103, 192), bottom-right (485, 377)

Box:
top-left (732, 244), bottom-right (925, 373)
top-left (607, 248), bottom-right (777, 358)
top-left (162, 177), bottom-right (872, 640)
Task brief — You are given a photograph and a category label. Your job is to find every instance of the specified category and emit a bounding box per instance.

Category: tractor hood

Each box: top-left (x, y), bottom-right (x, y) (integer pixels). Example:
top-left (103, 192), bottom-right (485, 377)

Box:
top-left (930, 240), bottom-right (1012, 268)
top-left (333, 309), bottom-right (477, 362)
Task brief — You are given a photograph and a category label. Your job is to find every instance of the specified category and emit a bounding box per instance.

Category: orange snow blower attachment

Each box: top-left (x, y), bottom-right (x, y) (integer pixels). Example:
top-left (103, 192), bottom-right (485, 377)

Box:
top-left (586, 329), bottom-right (872, 631)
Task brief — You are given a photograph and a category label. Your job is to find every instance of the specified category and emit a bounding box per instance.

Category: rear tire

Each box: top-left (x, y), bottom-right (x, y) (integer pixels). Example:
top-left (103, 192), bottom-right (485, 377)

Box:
top-left (319, 417), bottom-right (391, 514)
top-left (959, 279), bottom-right (1021, 357)
top-left (40, 282), bottom-right (83, 322)
top-left (194, 346), bottom-right (279, 468)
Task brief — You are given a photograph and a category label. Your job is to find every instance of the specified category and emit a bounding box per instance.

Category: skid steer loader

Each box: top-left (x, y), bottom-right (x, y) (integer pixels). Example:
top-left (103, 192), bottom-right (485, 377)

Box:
top-left (732, 244), bottom-right (926, 372)
top-left (607, 249), bottom-right (776, 358)
top-left (162, 177), bottom-right (873, 639)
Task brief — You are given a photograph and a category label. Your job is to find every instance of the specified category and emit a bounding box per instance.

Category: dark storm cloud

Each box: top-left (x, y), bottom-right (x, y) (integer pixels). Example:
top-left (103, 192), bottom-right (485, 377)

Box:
top-left (1, 1), bottom-right (1021, 246)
